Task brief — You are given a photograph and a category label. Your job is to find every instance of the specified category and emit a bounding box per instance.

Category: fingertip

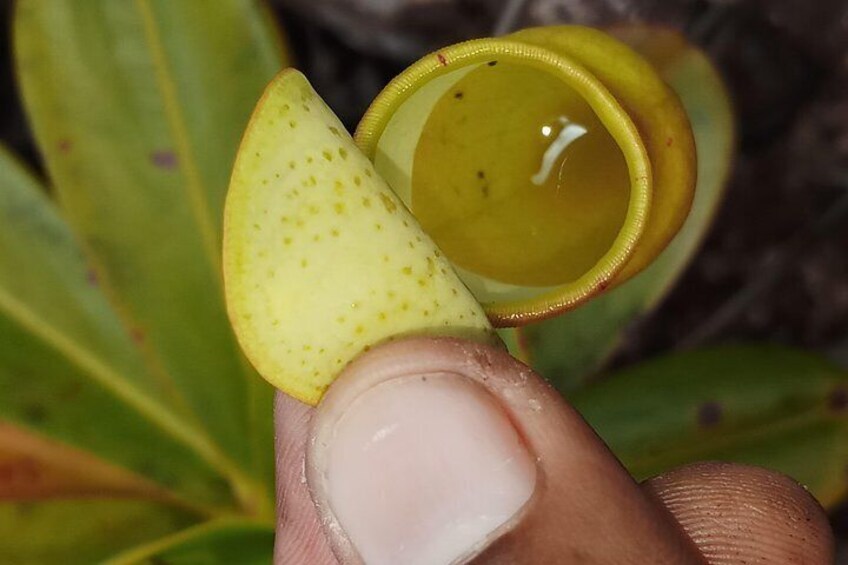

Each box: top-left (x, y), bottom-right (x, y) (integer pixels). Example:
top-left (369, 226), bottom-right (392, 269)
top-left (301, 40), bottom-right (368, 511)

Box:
top-left (643, 462), bottom-right (835, 564)
top-left (274, 392), bottom-right (336, 564)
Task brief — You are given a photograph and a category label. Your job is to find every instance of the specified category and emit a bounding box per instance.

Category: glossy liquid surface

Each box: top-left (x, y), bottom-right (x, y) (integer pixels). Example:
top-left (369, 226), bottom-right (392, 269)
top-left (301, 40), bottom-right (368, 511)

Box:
top-left (412, 63), bottom-right (631, 286)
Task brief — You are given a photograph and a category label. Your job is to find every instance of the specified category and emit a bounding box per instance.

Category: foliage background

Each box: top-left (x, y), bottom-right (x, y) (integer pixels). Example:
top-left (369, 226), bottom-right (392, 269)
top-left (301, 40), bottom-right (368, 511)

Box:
top-left (0, 0), bottom-right (846, 562)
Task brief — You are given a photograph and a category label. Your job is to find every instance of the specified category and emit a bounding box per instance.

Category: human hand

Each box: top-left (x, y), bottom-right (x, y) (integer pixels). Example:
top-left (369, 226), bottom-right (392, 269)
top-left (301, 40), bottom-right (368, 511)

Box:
top-left (275, 337), bottom-right (834, 564)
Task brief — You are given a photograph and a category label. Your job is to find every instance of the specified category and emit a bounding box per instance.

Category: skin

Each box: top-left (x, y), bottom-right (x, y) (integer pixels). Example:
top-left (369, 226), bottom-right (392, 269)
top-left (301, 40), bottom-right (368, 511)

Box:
top-left (274, 337), bottom-right (834, 564)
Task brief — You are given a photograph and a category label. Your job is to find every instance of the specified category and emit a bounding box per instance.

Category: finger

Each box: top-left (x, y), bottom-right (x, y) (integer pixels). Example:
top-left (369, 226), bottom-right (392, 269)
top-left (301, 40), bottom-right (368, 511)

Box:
top-left (274, 392), bottom-right (336, 564)
top-left (643, 462), bottom-right (834, 564)
top-left (305, 336), bottom-right (703, 564)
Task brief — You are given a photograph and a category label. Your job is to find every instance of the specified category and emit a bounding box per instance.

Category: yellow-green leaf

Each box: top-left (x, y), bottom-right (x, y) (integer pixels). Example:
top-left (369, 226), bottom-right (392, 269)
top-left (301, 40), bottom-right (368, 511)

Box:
top-left (0, 422), bottom-right (182, 502)
top-left (104, 520), bottom-right (274, 565)
top-left (572, 347), bottom-right (848, 508)
top-left (0, 147), bottom-right (231, 510)
top-left (0, 499), bottom-right (194, 565)
top-left (14, 0), bottom-right (288, 508)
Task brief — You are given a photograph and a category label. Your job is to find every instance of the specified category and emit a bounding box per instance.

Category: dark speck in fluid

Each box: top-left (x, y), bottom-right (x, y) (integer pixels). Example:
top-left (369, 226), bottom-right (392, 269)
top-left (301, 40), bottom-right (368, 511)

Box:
top-left (829, 387), bottom-right (848, 412)
top-left (22, 403), bottom-right (47, 424)
top-left (697, 402), bottom-right (722, 428)
top-left (130, 328), bottom-right (145, 344)
top-left (151, 150), bottom-right (178, 169)
top-left (454, 91), bottom-right (464, 100)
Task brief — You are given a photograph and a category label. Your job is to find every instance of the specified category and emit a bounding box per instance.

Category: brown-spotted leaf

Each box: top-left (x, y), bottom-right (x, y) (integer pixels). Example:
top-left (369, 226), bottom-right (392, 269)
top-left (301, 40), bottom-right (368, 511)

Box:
top-left (572, 347), bottom-right (848, 507)
top-left (0, 421), bottom-right (184, 503)
top-left (0, 147), bottom-right (232, 510)
top-left (14, 1), bottom-right (288, 496)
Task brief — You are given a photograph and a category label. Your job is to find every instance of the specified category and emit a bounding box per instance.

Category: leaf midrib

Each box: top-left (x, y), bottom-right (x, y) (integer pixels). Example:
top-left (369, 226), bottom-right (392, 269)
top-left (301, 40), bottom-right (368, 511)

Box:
top-left (134, 0), bottom-right (221, 275)
top-left (103, 518), bottom-right (273, 565)
top-left (133, 0), bottom-right (273, 503)
top-left (619, 404), bottom-right (844, 479)
top-left (0, 284), bottom-right (255, 505)
top-left (0, 420), bottom-right (221, 518)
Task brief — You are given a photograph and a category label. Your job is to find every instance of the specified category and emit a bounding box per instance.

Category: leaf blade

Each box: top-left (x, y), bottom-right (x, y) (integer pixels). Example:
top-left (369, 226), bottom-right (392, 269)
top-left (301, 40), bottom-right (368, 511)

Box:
top-left (14, 0), bottom-right (287, 506)
top-left (104, 519), bottom-right (274, 565)
top-left (0, 147), bottom-right (233, 509)
top-left (572, 347), bottom-right (848, 507)
top-left (0, 499), bottom-right (195, 565)
top-left (0, 421), bottom-right (186, 505)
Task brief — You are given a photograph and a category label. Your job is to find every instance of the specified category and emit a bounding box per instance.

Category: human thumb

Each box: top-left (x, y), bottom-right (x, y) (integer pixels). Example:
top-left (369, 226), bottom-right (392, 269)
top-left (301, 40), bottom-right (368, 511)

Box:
top-left (278, 337), bottom-right (699, 564)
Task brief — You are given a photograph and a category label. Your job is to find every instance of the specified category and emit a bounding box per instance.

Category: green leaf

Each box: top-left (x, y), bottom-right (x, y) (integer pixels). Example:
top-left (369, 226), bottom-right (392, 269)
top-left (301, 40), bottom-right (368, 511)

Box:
top-left (0, 421), bottom-right (193, 503)
top-left (572, 347), bottom-right (848, 507)
top-left (15, 0), bottom-right (288, 510)
top-left (104, 520), bottom-right (274, 565)
top-left (0, 499), bottom-right (195, 565)
top-left (497, 328), bottom-right (530, 365)
top-left (0, 147), bottom-right (231, 510)
top-left (518, 29), bottom-right (734, 390)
